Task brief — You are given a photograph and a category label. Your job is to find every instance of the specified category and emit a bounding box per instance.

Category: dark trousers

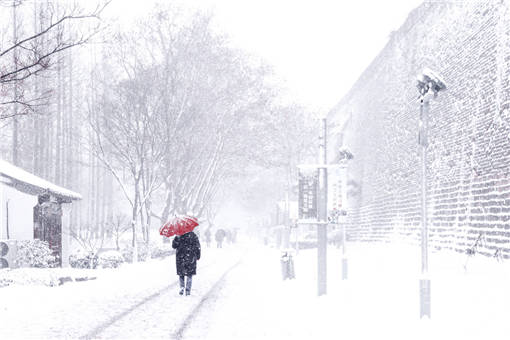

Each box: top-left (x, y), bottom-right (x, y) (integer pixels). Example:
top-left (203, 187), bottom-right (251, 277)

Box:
top-left (179, 275), bottom-right (192, 293)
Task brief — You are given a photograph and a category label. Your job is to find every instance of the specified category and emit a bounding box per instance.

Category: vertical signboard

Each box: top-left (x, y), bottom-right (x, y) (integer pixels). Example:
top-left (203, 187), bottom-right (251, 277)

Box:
top-left (329, 166), bottom-right (344, 210)
top-left (298, 168), bottom-right (319, 221)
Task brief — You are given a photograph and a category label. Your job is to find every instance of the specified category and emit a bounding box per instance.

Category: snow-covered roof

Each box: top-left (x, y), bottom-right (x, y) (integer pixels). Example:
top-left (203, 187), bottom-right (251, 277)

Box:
top-left (0, 159), bottom-right (81, 201)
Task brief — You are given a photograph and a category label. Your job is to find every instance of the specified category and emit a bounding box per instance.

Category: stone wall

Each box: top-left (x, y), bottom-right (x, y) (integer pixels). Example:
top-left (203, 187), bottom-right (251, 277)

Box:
top-left (328, 0), bottom-right (510, 258)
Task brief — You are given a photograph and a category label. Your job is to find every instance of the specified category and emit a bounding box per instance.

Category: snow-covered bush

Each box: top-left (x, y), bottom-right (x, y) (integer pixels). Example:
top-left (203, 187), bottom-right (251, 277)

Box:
top-left (15, 240), bottom-right (57, 268)
top-left (121, 242), bottom-right (149, 263)
top-left (150, 242), bottom-right (175, 259)
top-left (69, 250), bottom-right (98, 269)
top-left (0, 277), bottom-right (13, 288)
top-left (0, 268), bottom-right (60, 286)
top-left (97, 250), bottom-right (124, 268)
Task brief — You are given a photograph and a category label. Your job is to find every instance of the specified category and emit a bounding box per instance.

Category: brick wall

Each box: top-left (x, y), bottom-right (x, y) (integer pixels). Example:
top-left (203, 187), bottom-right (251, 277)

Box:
top-left (328, 0), bottom-right (510, 258)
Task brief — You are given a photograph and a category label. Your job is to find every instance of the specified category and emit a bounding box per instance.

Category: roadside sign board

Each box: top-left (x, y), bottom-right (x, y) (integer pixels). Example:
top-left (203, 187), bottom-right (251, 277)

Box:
top-left (298, 168), bottom-right (319, 220)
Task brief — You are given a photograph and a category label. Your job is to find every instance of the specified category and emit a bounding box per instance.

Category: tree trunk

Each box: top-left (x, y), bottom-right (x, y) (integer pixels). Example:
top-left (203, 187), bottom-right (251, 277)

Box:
top-left (140, 201), bottom-right (146, 243)
top-left (12, 0), bottom-right (19, 166)
top-left (56, 57), bottom-right (62, 184)
top-left (145, 200), bottom-right (152, 244)
top-left (131, 183), bottom-right (140, 262)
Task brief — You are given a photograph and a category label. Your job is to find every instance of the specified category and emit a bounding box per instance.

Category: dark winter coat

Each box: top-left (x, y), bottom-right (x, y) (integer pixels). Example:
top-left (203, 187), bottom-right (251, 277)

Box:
top-left (172, 232), bottom-right (201, 276)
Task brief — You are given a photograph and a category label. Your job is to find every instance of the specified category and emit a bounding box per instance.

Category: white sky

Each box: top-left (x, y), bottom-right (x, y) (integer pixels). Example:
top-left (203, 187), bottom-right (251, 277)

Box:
top-left (107, 0), bottom-right (423, 112)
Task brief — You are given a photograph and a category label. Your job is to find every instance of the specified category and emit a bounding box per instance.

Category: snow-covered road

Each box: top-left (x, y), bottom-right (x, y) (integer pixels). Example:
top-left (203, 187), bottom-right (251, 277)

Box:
top-left (89, 255), bottom-right (241, 339)
top-left (182, 242), bottom-right (510, 340)
top-left (2, 241), bottom-right (510, 340)
top-left (0, 246), bottom-right (244, 339)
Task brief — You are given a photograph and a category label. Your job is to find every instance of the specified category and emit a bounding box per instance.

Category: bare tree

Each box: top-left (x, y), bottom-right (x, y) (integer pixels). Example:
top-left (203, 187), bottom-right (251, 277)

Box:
top-left (68, 222), bottom-right (106, 267)
top-left (133, 8), bottom-right (276, 223)
top-left (263, 104), bottom-right (317, 192)
top-left (106, 213), bottom-right (130, 251)
top-left (0, 0), bottom-right (110, 119)
top-left (88, 5), bottom-right (306, 255)
top-left (88, 55), bottom-right (165, 259)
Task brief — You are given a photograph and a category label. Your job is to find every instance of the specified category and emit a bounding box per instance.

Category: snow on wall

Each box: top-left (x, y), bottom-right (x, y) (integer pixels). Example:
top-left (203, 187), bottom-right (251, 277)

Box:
top-left (0, 182), bottom-right (37, 241)
top-left (328, 0), bottom-right (510, 258)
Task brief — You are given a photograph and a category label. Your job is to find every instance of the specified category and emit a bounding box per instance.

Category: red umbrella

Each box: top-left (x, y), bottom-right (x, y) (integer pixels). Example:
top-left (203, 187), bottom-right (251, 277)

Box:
top-left (159, 215), bottom-right (199, 237)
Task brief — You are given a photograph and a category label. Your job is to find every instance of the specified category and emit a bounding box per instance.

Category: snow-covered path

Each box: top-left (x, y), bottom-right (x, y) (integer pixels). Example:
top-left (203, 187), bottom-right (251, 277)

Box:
top-left (2, 241), bottom-right (510, 340)
top-left (0, 246), bottom-right (244, 339)
top-left (182, 243), bottom-right (510, 340)
top-left (91, 254), bottom-right (240, 339)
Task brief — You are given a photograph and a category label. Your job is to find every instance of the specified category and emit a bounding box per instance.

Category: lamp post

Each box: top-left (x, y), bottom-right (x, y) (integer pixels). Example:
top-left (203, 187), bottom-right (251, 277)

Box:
top-left (416, 68), bottom-right (446, 319)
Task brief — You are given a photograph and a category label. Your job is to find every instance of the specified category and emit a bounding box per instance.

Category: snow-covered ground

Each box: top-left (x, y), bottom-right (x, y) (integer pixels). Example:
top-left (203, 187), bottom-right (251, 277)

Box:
top-left (1, 240), bottom-right (509, 339)
top-left (0, 245), bottom-right (244, 339)
top-left (184, 242), bottom-right (510, 340)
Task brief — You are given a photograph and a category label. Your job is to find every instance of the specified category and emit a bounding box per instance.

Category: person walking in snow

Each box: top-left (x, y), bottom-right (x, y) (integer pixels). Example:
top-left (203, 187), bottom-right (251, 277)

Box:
top-left (172, 231), bottom-right (201, 296)
top-left (204, 228), bottom-right (212, 248)
top-left (215, 229), bottom-right (226, 248)
top-left (226, 229), bottom-right (232, 244)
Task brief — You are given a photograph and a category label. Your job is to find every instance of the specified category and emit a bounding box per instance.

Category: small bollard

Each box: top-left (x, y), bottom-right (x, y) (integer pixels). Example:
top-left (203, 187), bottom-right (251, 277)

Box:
top-left (342, 257), bottom-right (348, 280)
top-left (420, 278), bottom-right (431, 318)
top-left (280, 251), bottom-right (295, 280)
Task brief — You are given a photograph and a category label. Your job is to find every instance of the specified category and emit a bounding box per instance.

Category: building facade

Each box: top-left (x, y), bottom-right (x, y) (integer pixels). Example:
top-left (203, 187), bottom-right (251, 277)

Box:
top-left (0, 159), bottom-right (81, 266)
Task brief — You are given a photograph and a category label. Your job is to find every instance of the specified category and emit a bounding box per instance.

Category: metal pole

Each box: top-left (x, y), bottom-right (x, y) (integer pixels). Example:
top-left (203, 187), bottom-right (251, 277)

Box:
top-left (0, 183), bottom-right (3, 239)
top-left (416, 69), bottom-right (445, 319)
top-left (421, 100), bottom-right (429, 274)
top-left (317, 118), bottom-right (328, 296)
top-left (420, 98), bottom-right (431, 318)
top-left (284, 189), bottom-right (290, 249)
top-left (341, 164), bottom-right (348, 280)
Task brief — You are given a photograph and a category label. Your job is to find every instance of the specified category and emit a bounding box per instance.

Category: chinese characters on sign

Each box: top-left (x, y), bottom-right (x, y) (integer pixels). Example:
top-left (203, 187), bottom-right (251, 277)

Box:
top-left (298, 168), bottom-right (319, 220)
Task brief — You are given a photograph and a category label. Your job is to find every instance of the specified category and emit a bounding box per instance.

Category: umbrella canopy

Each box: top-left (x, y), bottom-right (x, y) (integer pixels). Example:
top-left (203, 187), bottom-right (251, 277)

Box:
top-left (160, 215), bottom-right (199, 237)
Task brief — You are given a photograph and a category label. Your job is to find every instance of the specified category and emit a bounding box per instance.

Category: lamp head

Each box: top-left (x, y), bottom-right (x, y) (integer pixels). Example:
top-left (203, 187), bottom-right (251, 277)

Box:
top-left (416, 68), bottom-right (446, 97)
top-left (338, 148), bottom-right (354, 161)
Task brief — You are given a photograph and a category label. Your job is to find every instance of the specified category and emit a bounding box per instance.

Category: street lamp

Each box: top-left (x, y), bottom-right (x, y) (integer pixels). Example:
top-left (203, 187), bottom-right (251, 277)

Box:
top-left (337, 148), bottom-right (353, 280)
top-left (416, 68), bottom-right (446, 319)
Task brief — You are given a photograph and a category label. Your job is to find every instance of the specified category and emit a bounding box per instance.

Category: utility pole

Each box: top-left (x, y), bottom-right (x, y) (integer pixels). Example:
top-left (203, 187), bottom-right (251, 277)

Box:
top-left (297, 118), bottom-right (329, 296)
top-left (317, 118), bottom-right (328, 296)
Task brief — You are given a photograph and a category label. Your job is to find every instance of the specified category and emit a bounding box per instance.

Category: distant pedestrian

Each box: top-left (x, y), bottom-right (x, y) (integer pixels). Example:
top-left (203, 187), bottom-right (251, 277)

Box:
top-left (172, 231), bottom-right (201, 296)
top-left (204, 228), bottom-right (212, 248)
top-left (215, 229), bottom-right (226, 248)
top-left (226, 229), bottom-right (232, 244)
top-left (232, 229), bottom-right (238, 244)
